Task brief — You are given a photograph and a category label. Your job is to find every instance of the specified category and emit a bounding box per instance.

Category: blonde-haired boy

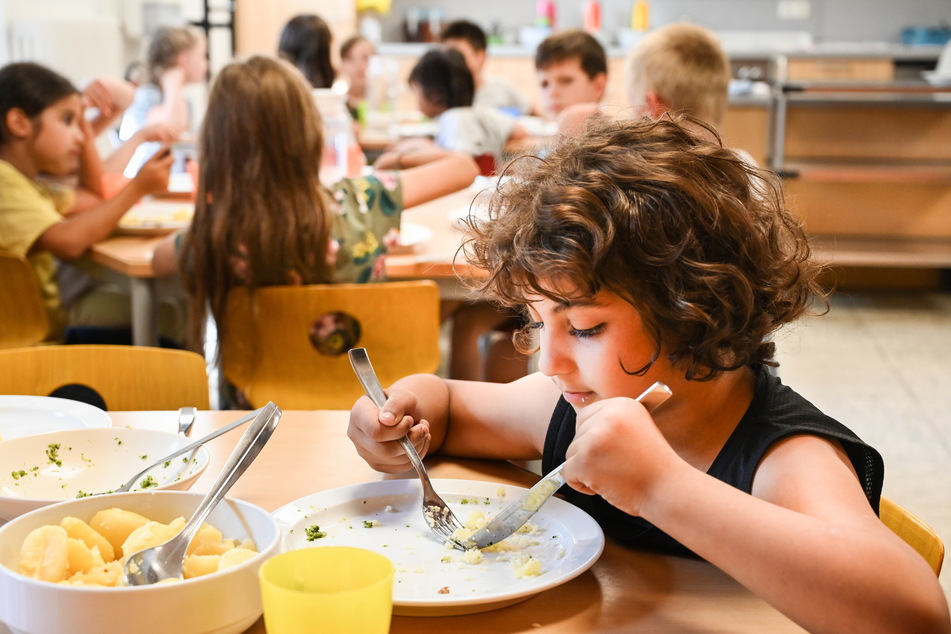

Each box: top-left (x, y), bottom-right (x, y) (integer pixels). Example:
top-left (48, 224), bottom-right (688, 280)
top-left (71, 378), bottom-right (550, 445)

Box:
top-left (626, 22), bottom-right (730, 126)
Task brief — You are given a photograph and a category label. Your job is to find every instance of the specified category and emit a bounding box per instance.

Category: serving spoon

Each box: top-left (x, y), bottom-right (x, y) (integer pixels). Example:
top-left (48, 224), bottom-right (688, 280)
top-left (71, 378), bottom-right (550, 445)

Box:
top-left (122, 402), bottom-right (282, 586)
top-left (105, 407), bottom-right (264, 495)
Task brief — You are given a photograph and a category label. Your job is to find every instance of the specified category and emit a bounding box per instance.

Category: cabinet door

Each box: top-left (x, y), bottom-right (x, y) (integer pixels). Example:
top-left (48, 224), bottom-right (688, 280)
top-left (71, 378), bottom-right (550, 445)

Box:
top-left (235, 0), bottom-right (356, 59)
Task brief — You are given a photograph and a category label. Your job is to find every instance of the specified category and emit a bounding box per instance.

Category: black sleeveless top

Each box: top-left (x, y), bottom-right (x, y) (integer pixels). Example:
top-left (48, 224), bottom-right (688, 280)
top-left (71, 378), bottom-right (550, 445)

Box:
top-left (541, 365), bottom-right (884, 557)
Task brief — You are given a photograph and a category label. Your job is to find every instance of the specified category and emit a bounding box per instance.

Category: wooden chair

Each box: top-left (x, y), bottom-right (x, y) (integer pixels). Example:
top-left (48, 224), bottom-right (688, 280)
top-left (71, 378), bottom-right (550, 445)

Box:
top-left (221, 281), bottom-right (441, 409)
top-left (0, 253), bottom-right (50, 349)
top-left (0, 345), bottom-right (210, 410)
top-left (880, 496), bottom-right (945, 576)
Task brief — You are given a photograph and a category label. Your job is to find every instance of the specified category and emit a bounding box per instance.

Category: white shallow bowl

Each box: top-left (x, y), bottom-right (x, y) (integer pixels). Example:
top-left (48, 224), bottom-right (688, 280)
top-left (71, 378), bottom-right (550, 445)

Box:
top-left (0, 428), bottom-right (210, 522)
top-left (0, 490), bottom-right (280, 634)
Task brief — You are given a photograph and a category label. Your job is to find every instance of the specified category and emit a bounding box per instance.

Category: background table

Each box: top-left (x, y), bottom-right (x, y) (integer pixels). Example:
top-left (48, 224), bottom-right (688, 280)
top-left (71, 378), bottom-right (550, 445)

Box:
top-left (91, 188), bottom-right (484, 347)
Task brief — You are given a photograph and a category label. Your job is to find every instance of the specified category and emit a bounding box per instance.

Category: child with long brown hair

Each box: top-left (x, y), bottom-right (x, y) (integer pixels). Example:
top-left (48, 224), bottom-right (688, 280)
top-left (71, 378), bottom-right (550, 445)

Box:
top-left (348, 116), bottom-right (950, 632)
top-left (153, 55), bottom-right (477, 375)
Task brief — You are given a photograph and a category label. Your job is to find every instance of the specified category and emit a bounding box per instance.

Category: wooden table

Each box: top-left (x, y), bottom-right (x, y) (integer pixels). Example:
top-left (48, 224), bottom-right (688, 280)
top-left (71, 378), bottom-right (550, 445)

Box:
top-left (90, 188), bottom-right (483, 346)
top-left (110, 410), bottom-right (805, 633)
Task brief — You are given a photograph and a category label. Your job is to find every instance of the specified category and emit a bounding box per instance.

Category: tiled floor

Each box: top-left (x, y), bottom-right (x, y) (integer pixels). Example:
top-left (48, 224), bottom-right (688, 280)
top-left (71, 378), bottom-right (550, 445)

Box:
top-left (773, 290), bottom-right (951, 598)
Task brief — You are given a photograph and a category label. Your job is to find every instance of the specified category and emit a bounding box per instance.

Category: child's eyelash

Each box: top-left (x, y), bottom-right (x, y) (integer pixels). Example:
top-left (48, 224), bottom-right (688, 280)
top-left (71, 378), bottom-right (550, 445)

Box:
top-left (569, 324), bottom-right (605, 338)
top-left (523, 322), bottom-right (605, 338)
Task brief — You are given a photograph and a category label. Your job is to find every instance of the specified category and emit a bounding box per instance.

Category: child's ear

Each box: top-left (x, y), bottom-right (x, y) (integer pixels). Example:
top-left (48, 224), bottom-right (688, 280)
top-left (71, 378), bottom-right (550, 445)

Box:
top-left (645, 91), bottom-right (668, 119)
top-left (4, 107), bottom-right (33, 138)
top-left (592, 72), bottom-right (608, 101)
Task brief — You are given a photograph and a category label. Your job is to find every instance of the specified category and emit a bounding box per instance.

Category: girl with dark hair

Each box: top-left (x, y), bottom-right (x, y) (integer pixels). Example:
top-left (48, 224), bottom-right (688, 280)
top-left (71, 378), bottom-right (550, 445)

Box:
top-left (278, 14), bottom-right (336, 89)
top-left (0, 62), bottom-right (172, 340)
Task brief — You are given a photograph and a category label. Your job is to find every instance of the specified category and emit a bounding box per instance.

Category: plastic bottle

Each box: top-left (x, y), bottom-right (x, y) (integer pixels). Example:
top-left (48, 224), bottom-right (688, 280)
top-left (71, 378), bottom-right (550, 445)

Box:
top-left (313, 89), bottom-right (364, 184)
top-left (584, 1), bottom-right (601, 34)
top-left (536, 0), bottom-right (555, 28)
top-left (631, 0), bottom-right (650, 31)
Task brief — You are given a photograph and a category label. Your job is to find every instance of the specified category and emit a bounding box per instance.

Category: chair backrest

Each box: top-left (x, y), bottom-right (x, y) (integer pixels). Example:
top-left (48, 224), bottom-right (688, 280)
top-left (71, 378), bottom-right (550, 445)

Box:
top-left (221, 281), bottom-right (441, 409)
top-left (0, 254), bottom-right (49, 349)
top-left (880, 496), bottom-right (945, 576)
top-left (0, 345), bottom-right (210, 410)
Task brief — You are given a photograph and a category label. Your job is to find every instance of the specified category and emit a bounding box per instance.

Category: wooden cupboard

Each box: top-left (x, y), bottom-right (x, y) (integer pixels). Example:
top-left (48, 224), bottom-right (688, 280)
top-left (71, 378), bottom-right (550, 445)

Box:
top-left (771, 55), bottom-right (951, 276)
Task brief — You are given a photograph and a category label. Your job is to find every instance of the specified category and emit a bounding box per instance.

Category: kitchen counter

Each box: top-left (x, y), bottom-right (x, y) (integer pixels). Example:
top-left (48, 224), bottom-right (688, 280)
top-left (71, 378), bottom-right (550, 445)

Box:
top-left (378, 41), bottom-right (944, 62)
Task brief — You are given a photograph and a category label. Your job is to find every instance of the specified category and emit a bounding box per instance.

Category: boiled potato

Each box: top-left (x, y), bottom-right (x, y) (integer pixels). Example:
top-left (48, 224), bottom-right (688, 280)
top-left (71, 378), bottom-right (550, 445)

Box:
top-left (121, 517), bottom-right (185, 561)
top-left (183, 553), bottom-right (220, 579)
top-left (61, 516), bottom-right (115, 562)
top-left (66, 538), bottom-right (104, 575)
top-left (187, 523), bottom-right (230, 556)
top-left (66, 561), bottom-right (121, 587)
top-left (18, 525), bottom-right (68, 582)
top-left (218, 548), bottom-right (257, 571)
top-left (89, 508), bottom-right (151, 558)
top-left (18, 508), bottom-right (257, 587)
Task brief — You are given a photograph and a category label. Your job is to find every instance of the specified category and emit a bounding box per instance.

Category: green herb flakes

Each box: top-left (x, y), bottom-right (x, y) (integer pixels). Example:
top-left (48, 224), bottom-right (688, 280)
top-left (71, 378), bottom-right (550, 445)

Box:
top-left (305, 525), bottom-right (327, 541)
top-left (46, 443), bottom-right (62, 467)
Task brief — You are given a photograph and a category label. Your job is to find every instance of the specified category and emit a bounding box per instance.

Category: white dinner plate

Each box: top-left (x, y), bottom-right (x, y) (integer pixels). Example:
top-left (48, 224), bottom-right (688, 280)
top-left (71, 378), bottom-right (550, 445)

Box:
top-left (117, 200), bottom-right (194, 236)
top-left (0, 396), bottom-right (111, 442)
top-left (392, 223), bottom-right (434, 252)
top-left (273, 479), bottom-right (604, 616)
top-left (449, 204), bottom-right (491, 227)
top-left (921, 71), bottom-right (951, 87)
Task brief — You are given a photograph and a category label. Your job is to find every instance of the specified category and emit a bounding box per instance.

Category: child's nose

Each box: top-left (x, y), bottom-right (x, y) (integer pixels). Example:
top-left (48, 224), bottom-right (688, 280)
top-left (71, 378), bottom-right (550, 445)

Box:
top-left (535, 332), bottom-right (571, 378)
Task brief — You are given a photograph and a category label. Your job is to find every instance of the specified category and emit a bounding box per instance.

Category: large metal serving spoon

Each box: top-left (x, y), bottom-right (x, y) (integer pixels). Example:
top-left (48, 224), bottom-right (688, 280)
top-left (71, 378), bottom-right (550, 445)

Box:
top-left (106, 407), bottom-right (264, 495)
top-left (122, 402), bottom-right (282, 586)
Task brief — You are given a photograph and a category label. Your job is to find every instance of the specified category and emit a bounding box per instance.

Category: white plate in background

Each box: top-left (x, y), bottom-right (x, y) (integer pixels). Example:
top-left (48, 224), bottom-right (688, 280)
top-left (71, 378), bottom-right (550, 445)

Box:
top-left (117, 200), bottom-right (194, 236)
top-left (273, 479), bottom-right (604, 616)
top-left (922, 71), bottom-right (951, 87)
top-left (0, 396), bottom-right (110, 442)
top-left (392, 222), bottom-right (434, 252)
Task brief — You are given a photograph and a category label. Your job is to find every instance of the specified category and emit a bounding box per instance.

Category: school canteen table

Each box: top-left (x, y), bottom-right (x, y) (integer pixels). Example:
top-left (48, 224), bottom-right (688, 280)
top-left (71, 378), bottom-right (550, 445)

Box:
top-left (90, 187), bottom-right (485, 347)
top-left (103, 409), bottom-right (805, 633)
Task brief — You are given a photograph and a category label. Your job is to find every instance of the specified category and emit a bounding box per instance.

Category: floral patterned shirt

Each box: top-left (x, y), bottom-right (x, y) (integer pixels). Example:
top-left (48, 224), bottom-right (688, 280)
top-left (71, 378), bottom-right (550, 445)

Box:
top-left (328, 171), bottom-right (403, 283)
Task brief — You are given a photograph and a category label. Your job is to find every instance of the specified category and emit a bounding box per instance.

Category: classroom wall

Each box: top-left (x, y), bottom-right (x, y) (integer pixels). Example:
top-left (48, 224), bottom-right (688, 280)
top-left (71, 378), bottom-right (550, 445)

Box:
top-left (377, 0), bottom-right (951, 45)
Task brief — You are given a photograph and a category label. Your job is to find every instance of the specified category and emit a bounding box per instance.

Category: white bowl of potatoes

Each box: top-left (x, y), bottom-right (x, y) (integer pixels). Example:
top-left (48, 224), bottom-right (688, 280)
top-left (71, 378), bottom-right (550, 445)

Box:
top-left (0, 490), bottom-right (280, 634)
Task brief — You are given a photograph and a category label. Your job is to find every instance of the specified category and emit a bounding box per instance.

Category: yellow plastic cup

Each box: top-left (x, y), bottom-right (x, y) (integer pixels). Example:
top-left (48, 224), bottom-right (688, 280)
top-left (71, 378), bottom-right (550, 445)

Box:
top-left (259, 547), bottom-right (394, 634)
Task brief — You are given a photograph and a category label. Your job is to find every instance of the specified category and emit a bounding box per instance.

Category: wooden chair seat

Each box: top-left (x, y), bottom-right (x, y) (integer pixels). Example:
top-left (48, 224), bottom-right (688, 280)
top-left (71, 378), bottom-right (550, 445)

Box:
top-left (221, 281), bottom-right (441, 409)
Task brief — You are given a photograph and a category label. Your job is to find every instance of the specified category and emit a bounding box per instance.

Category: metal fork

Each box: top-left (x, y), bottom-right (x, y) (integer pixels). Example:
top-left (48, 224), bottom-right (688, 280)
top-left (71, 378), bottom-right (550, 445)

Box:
top-left (348, 348), bottom-right (466, 549)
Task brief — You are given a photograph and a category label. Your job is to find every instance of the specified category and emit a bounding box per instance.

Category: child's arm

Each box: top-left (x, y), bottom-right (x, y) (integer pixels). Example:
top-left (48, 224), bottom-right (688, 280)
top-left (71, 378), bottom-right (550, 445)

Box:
top-left (82, 76), bottom-right (135, 137)
top-left (566, 398), bottom-right (950, 633)
top-left (148, 67), bottom-right (189, 132)
top-left (395, 151), bottom-right (479, 208)
top-left (348, 372), bottom-right (559, 473)
top-left (35, 149), bottom-right (174, 260)
top-left (102, 122), bottom-right (180, 174)
top-left (76, 115), bottom-right (105, 200)
top-left (502, 122), bottom-right (537, 156)
top-left (152, 229), bottom-right (182, 277)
